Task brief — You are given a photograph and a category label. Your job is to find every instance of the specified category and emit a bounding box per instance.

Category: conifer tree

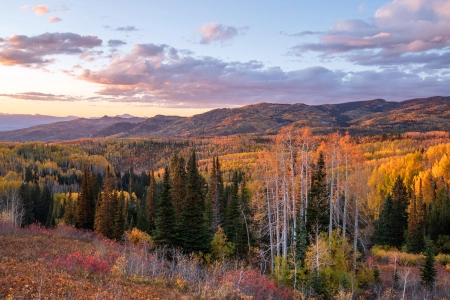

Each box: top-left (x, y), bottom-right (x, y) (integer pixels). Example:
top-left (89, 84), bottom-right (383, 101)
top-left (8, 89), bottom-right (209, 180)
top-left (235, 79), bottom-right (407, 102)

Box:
top-left (169, 154), bottom-right (186, 218)
top-left (178, 150), bottom-right (210, 253)
top-left (112, 190), bottom-right (126, 240)
top-left (63, 190), bottom-right (75, 226)
top-left (420, 237), bottom-right (437, 287)
top-left (147, 170), bottom-right (156, 231)
top-left (306, 152), bottom-right (329, 234)
top-left (76, 168), bottom-right (95, 230)
top-left (225, 171), bottom-right (240, 246)
top-left (209, 157), bottom-right (225, 233)
top-left (406, 186), bottom-right (425, 253)
top-left (36, 185), bottom-right (52, 226)
top-left (94, 166), bottom-right (115, 238)
top-left (429, 187), bottom-right (450, 241)
top-left (19, 183), bottom-right (34, 226)
top-left (391, 176), bottom-right (409, 248)
top-left (154, 166), bottom-right (177, 246)
top-left (137, 196), bottom-right (150, 233)
top-left (375, 194), bottom-right (395, 246)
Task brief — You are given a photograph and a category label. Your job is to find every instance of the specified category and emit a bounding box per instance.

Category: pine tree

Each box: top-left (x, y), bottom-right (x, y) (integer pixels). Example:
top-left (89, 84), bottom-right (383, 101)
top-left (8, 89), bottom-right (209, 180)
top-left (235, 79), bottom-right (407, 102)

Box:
top-left (391, 176), bottom-right (409, 248)
top-left (36, 185), bottom-right (52, 226)
top-left (169, 154), bottom-right (186, 218)
top-left (137, 196), bottom-right (150, 233)
top-left (63, 190), bottom-right (75, 226)
top-left (406, 186), bottom-right (425, 253)
top-left (112, 190), bottom-right (126, 240)
top-left (76, 168), bottom-right (95, 230)
top-left (178, 150), bottom-right (210, 253)
top-left (306, 152), bottom-right (329, 234)
top-left (154, 166), bottom-right (177, 246)
top-left (225, 171), bottom-right (240, 247)
top-left (209, 157), bottom-right (225, 233)
top-left (420, 237), bottom-right (437, 287)
top-left (147, 170), bottom-right (156, 231)
top-left (19, 183), bottom-right (34, 226)
top-left (94, 166), bottom-right (115, 238)
top-left (375, 194), bottom-right (395, 246)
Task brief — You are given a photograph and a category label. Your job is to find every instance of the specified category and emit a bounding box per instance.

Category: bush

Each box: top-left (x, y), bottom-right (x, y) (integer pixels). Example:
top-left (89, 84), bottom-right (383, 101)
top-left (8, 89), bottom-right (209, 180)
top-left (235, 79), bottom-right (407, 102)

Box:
top-left (125, 228), bottom-right (153, 246)
top-left (435, 253), bottom-right (450, 267)
top-left (54, 251), bottom-right (111, 276)
top-left (371, 245), bottom-right (423, 266)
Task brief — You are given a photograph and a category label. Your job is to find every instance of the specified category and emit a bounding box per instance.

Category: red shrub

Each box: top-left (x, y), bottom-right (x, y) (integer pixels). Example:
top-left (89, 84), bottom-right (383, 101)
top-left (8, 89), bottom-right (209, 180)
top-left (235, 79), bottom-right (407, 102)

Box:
top-left (54, 251), bottom-right (111, 275)
top-left (220, 269), bottom-right (293, 300)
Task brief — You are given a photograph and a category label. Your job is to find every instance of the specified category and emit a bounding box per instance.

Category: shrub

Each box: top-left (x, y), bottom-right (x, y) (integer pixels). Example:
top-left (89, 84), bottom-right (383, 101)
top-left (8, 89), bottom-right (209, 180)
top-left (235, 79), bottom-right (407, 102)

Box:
top-left (125, 228), bottom-right (153, 246)
top-left (54, 251), bottom-right (111, 276)
top-left (435, 253), bottom-right (450, 267)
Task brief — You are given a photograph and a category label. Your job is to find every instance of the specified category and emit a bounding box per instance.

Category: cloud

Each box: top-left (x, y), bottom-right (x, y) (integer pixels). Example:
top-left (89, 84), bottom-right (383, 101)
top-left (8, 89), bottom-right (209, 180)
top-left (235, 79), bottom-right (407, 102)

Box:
top-left (0, 92), bottom-right (81, 102)
top-left (32, 4), bottom-right (49, 15)
top-left (48, 17), bottom-right (62, 23)
top-left (281, 30), bottom-right (323, 37)
top-left (115, 26), bottom-right (139, 32)
top-left (108, 39), bottom-right (127, 47)
top-left (20, 5), bottom-right (29, 10)
top-left (0, 32), bottom-right (102, 67)
top-left (292, 0), bottom-right (450, 70)
top-left (198, 23), bottom-right (248, 45)
top-left (76, 43), bottom-right (450, 107)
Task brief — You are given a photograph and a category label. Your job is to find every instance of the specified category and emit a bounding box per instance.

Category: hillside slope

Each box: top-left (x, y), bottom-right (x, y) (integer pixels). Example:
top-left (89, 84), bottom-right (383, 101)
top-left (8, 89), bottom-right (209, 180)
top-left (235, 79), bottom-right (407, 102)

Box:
top-left (0, 96), bottom-right (449, 141)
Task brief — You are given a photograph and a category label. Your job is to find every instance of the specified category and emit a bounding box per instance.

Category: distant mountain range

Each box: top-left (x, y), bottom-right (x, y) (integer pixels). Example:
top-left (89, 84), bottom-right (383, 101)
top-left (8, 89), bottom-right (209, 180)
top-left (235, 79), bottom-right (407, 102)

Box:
top-left (0, 114), bottom-right (78, 132)
top-left (0, 96), bottom-right (449, 142)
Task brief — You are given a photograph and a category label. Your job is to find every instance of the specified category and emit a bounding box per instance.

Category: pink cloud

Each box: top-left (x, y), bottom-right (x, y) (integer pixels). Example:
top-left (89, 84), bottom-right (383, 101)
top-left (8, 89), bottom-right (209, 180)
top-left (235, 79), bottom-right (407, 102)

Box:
top-left (32, 4), bottom-right (49, 15)
top-left (20, 5), bottom-right (29, 10)
top-left (48, 17), bottom-right (62, 23)
top-left (198, 23), bottom-right (248, 45)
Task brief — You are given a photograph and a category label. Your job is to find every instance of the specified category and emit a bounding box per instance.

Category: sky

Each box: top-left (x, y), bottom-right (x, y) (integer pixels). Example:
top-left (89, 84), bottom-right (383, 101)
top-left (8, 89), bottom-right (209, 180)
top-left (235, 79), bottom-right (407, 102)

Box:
top-left (0, 0), bottom-right (450, 117)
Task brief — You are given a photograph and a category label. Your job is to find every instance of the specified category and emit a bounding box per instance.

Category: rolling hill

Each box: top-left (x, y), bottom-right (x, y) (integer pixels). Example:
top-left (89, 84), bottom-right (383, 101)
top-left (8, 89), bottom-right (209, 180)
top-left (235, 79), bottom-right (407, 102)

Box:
top-left (0, 96), bottom-right (449, 142)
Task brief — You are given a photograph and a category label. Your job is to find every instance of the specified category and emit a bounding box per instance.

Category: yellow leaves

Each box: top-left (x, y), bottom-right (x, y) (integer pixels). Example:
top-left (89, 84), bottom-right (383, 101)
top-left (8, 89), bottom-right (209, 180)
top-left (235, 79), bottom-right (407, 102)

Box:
top-left (125, 228), bottom-right (153, 246)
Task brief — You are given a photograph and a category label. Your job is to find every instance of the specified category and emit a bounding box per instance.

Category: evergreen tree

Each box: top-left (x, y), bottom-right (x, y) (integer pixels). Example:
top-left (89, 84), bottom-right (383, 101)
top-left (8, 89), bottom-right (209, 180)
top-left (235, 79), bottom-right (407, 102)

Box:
top-left (154, 166), bottom-right (177, 246)
top-left (391, 176), bottom-right (409, 248)
top-left (137, 196), bottom-right (150, 233)
top-left (19, 183), bottom-right (34, 226)
top-left (112, 190), bottom-right (126, 240)
top-left (420, 237), bottom-right (437, 287)
top-left (209, 157), bottom-right (225, 233)
top-left (36, 185), bottom-right (52, 226)
top-left (429, 187), bottom-right (450, 241)
top-left (63, 190), bottom-right (75, 226)
top-left (45, 191), bottom-right (55, 228)
top-left (169, 154), bottom-right (186, 218)
top-left (147, 170), bottom-right (156, 231)
top-left (94, 166), bottom-right (115, 238)
top-left (375, 177), bottom-right (409, 248)
top-left (225, 171), bottom-right (240, 247)
top-left (76, 168), bottom-right (95, 230)
top-left (375, 194), bottom-right (395, 246)
top-left (406, 186), bottom-right (425, 253)
top-left (306, 152), bottom-right (329, 234)
top-left (178, 150), bottom-right (210, 253)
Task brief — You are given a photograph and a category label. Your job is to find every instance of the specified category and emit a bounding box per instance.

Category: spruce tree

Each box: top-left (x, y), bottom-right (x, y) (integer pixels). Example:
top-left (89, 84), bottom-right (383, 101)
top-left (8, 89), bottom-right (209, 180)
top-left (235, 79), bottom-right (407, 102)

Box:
top-left (94, 166), bottom-right (115, 238)
top-left (375, 194), bottom-right (395, 246)
top-left (154, 166), bottom-right (177, 246)
top-left (178, 150), bottom-right (210, 253)
top-left (137, 196), bottom-right (150, 233)
top-left (209, 157), bottom-right (225, 233)
top-left (19, 183), bottom-right (34, 226)
top-left (420, 237), bottom-right (437, 287)
top-left (391, 176), bottom-right (409, 248)
top-left (147, 170), bottom-right (156, 231)
top-left (169, 154), bottom-right (187, 218)
top-left (112, 190), bottom-right (126, 240)
top-left (36, 185), bottom-right (52, 226)
top-left (76, 168), bottom-right (95, 230)
top-left (306, 152), bottom-right (329, 234)
top-left (225, 171), bottom-right (240, 246)
top-left (63, 190), bottom-right (75, 226)
top-left (406, 187), bottom-right (425, 253)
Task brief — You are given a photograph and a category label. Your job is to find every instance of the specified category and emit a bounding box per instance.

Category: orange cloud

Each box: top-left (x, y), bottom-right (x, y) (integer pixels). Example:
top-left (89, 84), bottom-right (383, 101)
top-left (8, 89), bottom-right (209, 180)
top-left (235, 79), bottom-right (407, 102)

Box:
top-left (32, 4), bottom-right (49, 15)
top-left (49, 16), bottom-right (62, 22)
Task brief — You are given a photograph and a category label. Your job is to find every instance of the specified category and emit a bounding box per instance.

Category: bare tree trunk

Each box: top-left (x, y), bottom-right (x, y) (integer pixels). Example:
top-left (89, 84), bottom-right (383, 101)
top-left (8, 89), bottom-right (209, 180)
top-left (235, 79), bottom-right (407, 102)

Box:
top-left (266, 186), bottom-right (274, 273)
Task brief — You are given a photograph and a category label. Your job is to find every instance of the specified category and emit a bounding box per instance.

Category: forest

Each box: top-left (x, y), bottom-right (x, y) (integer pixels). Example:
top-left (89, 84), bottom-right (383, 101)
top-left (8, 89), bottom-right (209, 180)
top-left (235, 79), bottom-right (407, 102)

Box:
top-left (1, 129), bottom-right (450, 299)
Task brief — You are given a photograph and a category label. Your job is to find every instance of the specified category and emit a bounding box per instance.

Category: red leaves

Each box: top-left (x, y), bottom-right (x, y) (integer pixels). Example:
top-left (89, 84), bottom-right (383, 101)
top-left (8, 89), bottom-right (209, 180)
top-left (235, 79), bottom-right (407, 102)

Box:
top-left (54, 251), bottom-right (111, 275)
top-left (220, 269), bottom-right (293, 300)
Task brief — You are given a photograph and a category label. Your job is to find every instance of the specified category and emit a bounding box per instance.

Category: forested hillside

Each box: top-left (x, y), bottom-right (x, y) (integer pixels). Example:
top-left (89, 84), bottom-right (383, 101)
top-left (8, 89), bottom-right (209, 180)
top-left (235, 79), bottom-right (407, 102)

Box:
top-left (1, 130), bottom-right (450, 298)
top-left (1, 96), bottom-right (450, 142)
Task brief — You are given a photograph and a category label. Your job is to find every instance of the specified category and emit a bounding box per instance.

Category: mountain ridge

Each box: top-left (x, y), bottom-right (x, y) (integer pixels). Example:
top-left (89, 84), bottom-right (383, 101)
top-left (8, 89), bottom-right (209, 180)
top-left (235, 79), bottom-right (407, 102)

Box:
top-left (0, 96), bottom-right (449, 142)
